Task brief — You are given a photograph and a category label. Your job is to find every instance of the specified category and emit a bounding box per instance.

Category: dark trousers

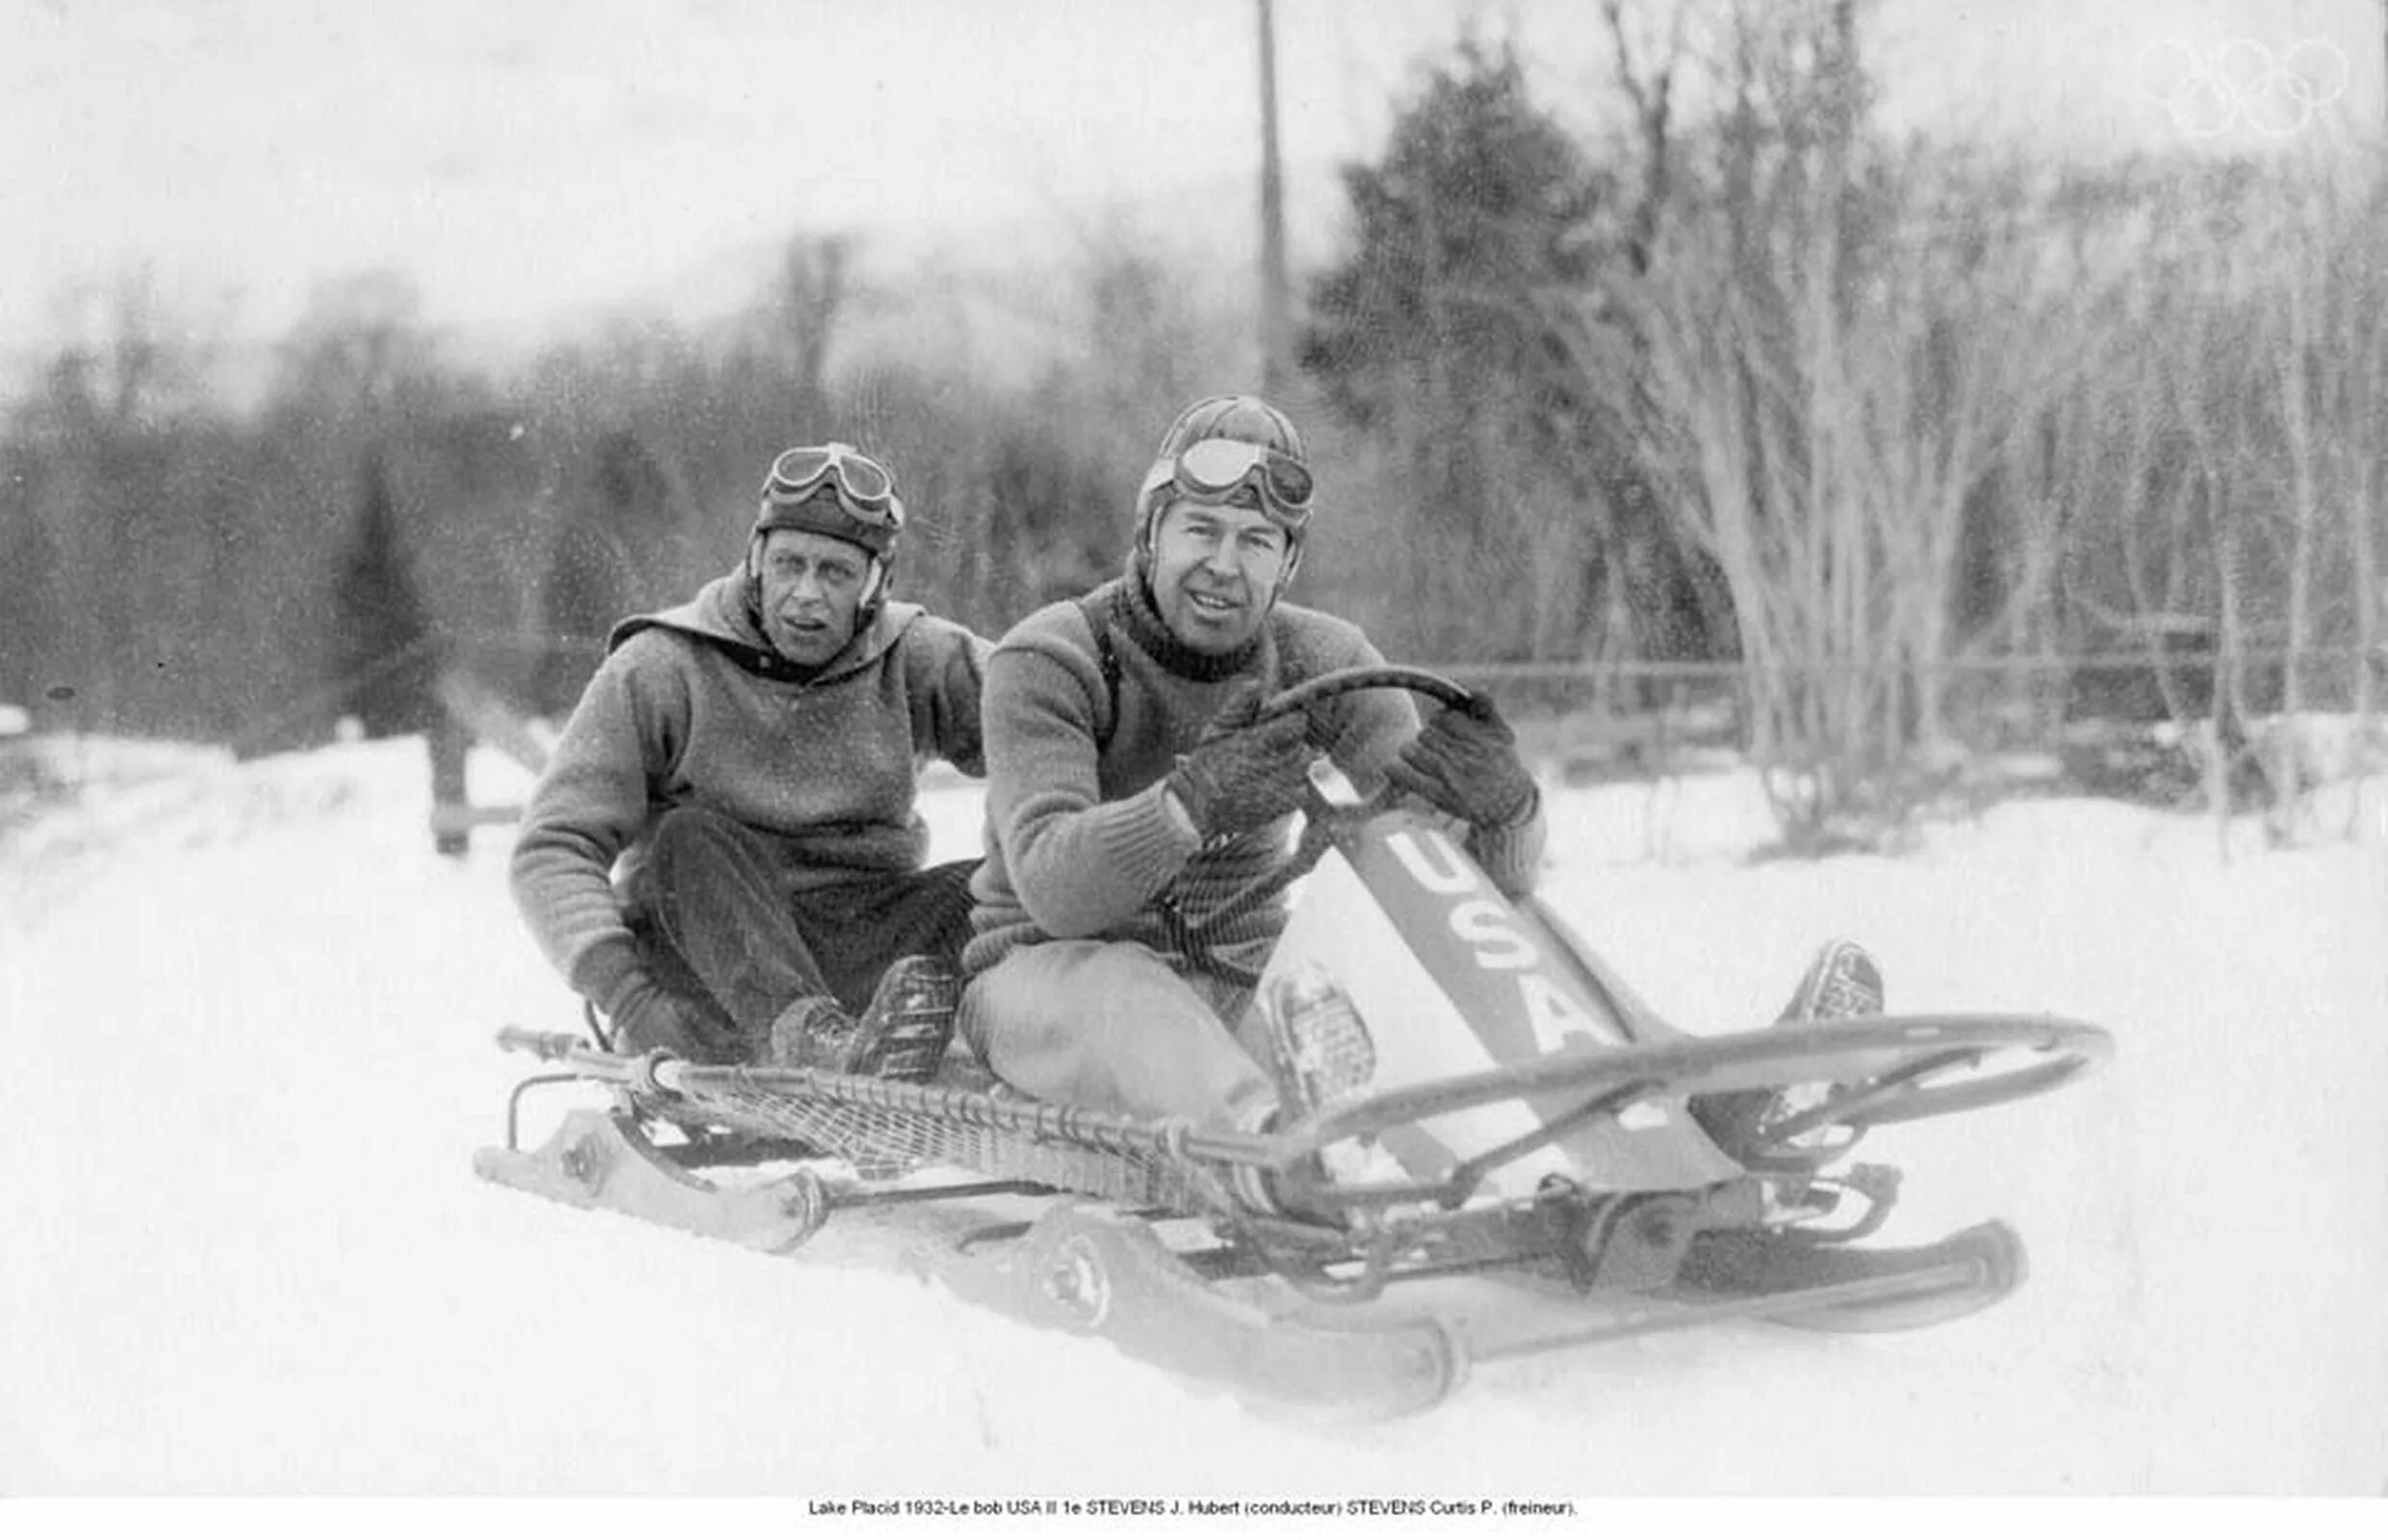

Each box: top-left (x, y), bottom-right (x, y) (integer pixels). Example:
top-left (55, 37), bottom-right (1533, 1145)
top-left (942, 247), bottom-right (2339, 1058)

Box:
top-left (627, 807), bottom-right (976, 1061)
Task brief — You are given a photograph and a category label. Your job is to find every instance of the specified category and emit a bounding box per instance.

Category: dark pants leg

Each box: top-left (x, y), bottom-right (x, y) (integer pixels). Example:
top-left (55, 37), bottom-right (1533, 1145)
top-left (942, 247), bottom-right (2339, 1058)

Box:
top-left (785, 860), bottom-right (977, 1013)
top-left (630, 806), bottom-right (975, 1053)
top-left (632, 808), bottom-right (829, 1050)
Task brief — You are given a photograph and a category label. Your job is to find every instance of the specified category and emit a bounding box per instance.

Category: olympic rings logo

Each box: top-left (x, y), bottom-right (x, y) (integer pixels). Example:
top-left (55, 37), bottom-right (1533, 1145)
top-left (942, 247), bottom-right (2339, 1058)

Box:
top-left (2134, 37), bottom-right (2350, 139)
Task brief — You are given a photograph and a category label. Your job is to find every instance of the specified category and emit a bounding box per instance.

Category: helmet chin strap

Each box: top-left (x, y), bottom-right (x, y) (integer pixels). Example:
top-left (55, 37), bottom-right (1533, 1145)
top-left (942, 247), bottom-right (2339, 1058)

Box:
top-left (855, 556), bottom-right (891, 630)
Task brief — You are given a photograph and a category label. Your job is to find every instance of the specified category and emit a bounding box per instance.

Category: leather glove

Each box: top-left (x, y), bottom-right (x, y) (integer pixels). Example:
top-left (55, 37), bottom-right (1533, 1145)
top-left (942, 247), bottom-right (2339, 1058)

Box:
top-left (1166, 680), bottom-right (1314, 838)
top-left (601, 973), bottom-right (715, 1060)
top-left (1384, 694), bottom-right (1538, 830)
top-left (575, 939), bottom-right (712, 1060)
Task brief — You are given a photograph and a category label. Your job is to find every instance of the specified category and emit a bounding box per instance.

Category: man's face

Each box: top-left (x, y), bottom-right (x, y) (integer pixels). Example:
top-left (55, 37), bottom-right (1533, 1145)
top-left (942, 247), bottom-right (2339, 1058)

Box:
top-left (756, 527), bottom-right (875, 666)
top-left (1147, 499), bottom-right (1292, 654)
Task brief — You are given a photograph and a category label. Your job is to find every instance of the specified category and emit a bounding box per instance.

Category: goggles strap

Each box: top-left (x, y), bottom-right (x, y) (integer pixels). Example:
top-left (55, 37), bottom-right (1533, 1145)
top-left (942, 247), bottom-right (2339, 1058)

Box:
top-left (769, 480), bottom-right (898, 529)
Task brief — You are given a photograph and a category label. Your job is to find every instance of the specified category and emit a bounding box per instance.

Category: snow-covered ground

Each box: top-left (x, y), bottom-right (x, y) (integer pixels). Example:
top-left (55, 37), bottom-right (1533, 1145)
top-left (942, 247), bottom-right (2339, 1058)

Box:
top-left (2, 734), bottom-right (2383, 1502)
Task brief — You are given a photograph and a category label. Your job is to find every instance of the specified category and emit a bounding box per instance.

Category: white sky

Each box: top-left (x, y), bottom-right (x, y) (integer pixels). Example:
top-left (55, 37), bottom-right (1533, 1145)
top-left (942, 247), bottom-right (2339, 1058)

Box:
top-left (1, 0), bottom-right (2377, 370)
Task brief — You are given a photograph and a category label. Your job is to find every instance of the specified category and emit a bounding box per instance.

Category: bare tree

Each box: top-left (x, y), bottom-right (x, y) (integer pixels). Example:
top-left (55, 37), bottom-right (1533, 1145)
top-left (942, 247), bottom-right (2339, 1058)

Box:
top-left (269, 270), bottom-right (438, 423)
top-left (771, 234), bottom-right (851, 414)
top-left (1601, 0), bottom-right (1694, 277)
top-left (1579, 2), bottom-right (2110, 843)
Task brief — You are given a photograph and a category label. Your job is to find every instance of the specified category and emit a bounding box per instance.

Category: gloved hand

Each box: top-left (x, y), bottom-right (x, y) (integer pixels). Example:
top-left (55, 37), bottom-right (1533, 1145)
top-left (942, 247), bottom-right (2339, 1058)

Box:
top-left (1166, 680), bottom-right (1314, 838)
top-left (1384, 694), bottom-right (1538, 830)
top-left (574, 939), bottom-right (713, 1060)
top-left (601, 973), bottom-right (715, 1060)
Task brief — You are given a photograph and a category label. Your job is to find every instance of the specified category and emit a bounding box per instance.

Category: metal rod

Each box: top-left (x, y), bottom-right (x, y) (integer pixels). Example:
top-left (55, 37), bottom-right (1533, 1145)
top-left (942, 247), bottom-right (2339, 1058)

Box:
top-left (1468, 1257), bottom-right (1984, 1363)
top-left (1762, 1048), bottom-right (1980, 1142)
top-left (1294, 1014), bottom-right (2108, 1151)
top-left (1440, 1079), bottom-right (1664, 1203)
top-left (828, 1179), bottom-right (1054, 1213)
top-left (502, 1073), bottom-right (585, 1151)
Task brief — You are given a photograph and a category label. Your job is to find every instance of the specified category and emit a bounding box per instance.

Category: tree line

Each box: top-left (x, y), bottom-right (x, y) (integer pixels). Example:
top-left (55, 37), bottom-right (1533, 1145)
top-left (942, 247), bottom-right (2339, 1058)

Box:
top-left (3, 2), bottom-right (2380, 842)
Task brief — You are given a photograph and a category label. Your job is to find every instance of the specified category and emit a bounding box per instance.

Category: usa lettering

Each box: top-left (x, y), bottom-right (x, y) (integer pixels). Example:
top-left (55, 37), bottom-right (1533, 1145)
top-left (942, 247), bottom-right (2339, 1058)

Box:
top-left (1385, 829), bottom-right (1622, 1049)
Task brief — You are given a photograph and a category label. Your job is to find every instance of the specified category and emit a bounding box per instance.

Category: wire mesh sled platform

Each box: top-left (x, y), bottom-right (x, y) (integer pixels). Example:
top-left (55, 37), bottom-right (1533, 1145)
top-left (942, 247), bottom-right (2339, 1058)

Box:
top-left (475, 1010), bottom-right (2107, 1420)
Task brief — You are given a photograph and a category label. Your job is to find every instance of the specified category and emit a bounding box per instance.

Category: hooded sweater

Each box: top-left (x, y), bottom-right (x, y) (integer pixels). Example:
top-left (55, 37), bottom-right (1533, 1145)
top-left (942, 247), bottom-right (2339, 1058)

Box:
top-left (512, 569), bottom-right (989, 1000)
top-left (963, 574), bottom-right (1543, 978)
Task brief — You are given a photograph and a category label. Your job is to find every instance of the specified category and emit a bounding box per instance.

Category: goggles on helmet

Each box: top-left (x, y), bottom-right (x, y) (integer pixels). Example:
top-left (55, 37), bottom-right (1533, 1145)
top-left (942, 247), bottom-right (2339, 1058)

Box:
top-left (1148, 438), bottom-right (1314, 527)
top-left (762, 443), bottom-right (905, 531)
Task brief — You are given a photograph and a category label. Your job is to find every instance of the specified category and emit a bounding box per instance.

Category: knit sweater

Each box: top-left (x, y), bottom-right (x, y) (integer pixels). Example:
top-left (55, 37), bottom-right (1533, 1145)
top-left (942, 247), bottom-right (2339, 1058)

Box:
top-left (512, 570), bottom-right (989, 1000)
top-left (963, 575), bottom-right (1543, 978)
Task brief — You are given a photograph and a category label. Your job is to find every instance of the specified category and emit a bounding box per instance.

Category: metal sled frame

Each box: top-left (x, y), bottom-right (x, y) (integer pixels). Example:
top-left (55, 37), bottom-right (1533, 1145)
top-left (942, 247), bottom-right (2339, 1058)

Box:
top-left (477, 664), bottom-right (2115, 1418)
top-left (475, 1008), bottom-right (2106, 1418)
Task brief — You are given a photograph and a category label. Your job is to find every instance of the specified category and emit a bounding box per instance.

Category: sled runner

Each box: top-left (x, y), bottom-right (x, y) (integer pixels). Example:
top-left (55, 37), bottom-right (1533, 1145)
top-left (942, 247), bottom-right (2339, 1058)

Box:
top-left (476, 666), bottom-right (2113, 1420)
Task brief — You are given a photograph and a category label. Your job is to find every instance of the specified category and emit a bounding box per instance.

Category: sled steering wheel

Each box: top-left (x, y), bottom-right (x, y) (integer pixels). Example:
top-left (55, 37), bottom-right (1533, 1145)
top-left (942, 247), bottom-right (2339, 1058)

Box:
top-left (1174, 664), bottom-right (1480, 948)
top-left (1257, 662), bottom-right (1479, 724)
top-left (1261, 661), bottom-right (1493, 824)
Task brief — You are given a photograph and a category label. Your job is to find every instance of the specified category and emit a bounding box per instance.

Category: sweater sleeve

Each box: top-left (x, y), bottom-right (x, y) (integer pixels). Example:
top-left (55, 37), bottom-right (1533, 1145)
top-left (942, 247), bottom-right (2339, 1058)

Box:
top-left (508, 635), bottom-right (688, 991)
top-left (981, 637), bottom-right (1201, 938)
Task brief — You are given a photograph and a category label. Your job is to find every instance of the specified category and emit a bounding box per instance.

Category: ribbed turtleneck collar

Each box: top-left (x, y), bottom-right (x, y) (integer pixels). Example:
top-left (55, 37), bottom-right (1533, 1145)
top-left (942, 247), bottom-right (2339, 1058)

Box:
top-left (1109, 568), bottom-right (1271, 683)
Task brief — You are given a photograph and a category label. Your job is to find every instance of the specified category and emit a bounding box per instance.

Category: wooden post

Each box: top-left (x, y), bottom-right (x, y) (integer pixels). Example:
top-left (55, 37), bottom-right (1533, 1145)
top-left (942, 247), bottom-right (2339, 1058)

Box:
top-left (425, 665), bottom-right (550, 856)
top-left (1257, 0), bottom-right (1292, 393)
top-left (428, 715), bottom-right (473, 858)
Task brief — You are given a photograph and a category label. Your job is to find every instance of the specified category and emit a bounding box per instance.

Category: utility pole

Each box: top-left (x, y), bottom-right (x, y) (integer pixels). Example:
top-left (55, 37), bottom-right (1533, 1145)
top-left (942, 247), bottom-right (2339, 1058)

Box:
top-left (1257, 0), bottom-right (1292, 395)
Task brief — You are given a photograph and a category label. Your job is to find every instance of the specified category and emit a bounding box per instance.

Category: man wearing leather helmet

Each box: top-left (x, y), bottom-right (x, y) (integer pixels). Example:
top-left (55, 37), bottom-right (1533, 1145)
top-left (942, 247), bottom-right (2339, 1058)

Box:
top-left (956, 396), bottom-right (1547, 1141)
top-left (513, 442), bottom-right (989, 1080)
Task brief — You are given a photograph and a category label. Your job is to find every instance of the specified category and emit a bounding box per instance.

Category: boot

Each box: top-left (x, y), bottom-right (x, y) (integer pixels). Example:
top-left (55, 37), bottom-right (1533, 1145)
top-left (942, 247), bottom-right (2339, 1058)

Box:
top-left (846, 955), bottom-right (962, 1083)
top-left (1775, 937), bottom-right (1884, 1023)
top-left (767, 956), bottom-right (960, 1082)
top-left (1231, 964), bottom-right (1402, 1217)
top-left (765, 993), bottom-right (862, 1072)
top-left (1260, 963), bottom-right (1378, 1115)
top-left (1690, 939), bottom-right (1883, 1172)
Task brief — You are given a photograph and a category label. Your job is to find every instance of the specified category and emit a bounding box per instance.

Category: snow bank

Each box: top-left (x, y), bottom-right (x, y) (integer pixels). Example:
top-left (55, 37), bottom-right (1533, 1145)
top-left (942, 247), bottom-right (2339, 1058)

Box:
top-left (2, 734), bottom-right (2381, 1498)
